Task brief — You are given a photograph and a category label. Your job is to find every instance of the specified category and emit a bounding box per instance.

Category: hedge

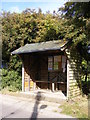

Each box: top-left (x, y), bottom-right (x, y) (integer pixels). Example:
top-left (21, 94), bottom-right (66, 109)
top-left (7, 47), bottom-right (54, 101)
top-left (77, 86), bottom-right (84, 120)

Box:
top-left (1, 69), bottom-right (22, 91)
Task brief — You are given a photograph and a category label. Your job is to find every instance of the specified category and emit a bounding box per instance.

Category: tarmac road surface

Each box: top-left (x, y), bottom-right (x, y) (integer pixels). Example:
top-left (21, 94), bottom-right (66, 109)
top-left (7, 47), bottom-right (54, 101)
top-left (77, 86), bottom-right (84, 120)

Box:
top-left (0, 94), bottom-right (77, 119)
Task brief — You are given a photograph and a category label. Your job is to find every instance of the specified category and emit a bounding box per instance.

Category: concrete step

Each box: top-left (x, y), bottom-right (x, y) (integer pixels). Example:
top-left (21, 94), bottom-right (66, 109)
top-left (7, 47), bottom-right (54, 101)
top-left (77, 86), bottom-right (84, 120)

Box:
top-left (20, 90), bottom-right (67, 103)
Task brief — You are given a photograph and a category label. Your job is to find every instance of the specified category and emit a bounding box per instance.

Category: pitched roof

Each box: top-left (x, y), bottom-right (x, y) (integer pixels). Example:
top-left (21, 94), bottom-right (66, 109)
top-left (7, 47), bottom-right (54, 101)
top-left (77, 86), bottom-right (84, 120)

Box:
top-left (11, 40), bottom-right (68, 54)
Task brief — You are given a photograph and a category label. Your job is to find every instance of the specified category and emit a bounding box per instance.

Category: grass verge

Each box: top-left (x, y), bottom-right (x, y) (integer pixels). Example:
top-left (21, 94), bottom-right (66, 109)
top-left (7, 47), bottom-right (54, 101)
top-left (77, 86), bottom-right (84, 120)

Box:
top-left (59, 95), bottom-right (89, 120)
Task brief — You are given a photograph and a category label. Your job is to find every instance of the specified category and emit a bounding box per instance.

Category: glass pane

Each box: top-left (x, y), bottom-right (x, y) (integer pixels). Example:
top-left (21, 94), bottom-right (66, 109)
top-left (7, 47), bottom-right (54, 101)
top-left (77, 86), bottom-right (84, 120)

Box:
top-left (54, 56), bottom-right (61, 62)
top-left (48, 57), bottom-right (53, 62)
top-left (48, 57), bottom-right (53, 70)
top-left (54, 62), bottom-right (58, 70)
top-left (54, 56), bottom-right (61, 70)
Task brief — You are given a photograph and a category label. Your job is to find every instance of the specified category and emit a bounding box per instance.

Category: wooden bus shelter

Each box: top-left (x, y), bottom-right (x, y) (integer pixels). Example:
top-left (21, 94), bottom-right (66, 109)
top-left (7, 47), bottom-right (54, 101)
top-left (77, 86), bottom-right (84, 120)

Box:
top-left (11, 40), bottom-right (82, 99)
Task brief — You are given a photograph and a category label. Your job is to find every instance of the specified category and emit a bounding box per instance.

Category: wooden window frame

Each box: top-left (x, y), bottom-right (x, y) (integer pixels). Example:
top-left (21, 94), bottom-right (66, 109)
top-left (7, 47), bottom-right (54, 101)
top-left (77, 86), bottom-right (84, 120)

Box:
top-left (48, 55), bottom-right (62, 71)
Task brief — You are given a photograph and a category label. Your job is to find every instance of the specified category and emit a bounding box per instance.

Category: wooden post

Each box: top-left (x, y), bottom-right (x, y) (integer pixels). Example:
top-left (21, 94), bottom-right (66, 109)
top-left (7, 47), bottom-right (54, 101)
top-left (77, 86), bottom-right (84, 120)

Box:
top-left (67, 60), bottom-right (69, 99)
top-left (22, 63), bottom-right (24, 92)
top-left (52, 83), bottom-right (54, 92)
top-left (33, 82), bottom-right (36, 91)
top-left (28, 76), bottom-right (30, 91)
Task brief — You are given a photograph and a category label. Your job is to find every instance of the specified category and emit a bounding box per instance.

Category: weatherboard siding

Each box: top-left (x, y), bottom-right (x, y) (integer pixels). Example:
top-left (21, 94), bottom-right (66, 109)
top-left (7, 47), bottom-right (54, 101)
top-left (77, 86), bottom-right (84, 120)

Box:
top-left (66, 49), bottom-right (82, 98)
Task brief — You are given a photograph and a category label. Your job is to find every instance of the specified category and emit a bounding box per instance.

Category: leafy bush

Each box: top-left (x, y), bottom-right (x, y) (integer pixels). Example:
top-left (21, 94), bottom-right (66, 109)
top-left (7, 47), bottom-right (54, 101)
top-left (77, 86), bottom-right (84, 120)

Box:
top-left (1, 69), bottom-right (22, 91)
top-left (9, 55), bottom-right (22, 75)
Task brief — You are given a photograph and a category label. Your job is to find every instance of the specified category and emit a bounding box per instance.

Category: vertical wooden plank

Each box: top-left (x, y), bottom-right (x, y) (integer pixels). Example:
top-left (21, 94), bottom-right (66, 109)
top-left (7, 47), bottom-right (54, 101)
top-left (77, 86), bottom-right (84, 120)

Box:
top-left (33, 82), bottom-right (36, 91)
top-left (22, 63), bottom-right (24, 92)
top-left (52, 83), bottom-right (54, 92)
top-left (67, 60), bottom-right (69, 99)
top-left (28, 76), bottom-right (30, 91)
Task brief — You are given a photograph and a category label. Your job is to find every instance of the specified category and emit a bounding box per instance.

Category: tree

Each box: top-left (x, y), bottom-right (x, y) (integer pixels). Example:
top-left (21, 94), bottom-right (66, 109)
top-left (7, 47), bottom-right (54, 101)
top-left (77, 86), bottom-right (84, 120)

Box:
top-left (59, 2), bottom-right (90, 88)
top-left (2, 9), bottom-right (66, 71)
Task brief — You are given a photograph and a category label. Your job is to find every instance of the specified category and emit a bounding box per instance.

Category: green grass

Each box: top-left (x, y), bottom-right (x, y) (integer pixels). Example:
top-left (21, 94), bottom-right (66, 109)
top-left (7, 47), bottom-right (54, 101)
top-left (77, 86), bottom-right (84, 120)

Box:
top-left (59, 95), bottom-right (89, 120)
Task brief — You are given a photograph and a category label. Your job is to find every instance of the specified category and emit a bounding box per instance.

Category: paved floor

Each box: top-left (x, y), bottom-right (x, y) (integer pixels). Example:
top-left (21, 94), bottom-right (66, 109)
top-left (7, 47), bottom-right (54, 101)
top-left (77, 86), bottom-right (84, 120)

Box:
top-left (0, 93), bottom-right (77, 119)
top-left (21, 89), bottom-right (67, 103)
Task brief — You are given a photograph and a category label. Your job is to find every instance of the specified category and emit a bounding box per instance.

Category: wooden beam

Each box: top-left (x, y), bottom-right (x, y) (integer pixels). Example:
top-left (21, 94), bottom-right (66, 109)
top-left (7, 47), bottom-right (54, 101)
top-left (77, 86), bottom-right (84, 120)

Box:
top-left (67, 60), bottom-right (69, 99)
top-left (52, 83), bottom-right (55, 92)
top-left (28, 76), bottom-right (30, 91)
top-left (33, 82), bottom-right (36, 91)
top-left (22, 63), bottom-right (24, 92)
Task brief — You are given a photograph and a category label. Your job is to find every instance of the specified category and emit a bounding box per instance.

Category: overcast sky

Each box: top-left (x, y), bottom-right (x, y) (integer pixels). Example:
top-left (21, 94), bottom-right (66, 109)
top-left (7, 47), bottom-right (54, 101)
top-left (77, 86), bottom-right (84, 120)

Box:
top-left (1, 0), bottom-right (68, 13)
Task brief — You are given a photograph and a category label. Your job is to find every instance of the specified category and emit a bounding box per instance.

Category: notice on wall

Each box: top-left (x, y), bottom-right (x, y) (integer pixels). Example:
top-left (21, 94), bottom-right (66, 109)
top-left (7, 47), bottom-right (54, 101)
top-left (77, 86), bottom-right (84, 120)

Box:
top-left (62, 56), bottom-right (66, 63)
top-left (25, 81), bottom-right (28, 87)
top-left (30, 81), bottom-right (33, 88)
top-left (62, 56), bottom-right (66, 72)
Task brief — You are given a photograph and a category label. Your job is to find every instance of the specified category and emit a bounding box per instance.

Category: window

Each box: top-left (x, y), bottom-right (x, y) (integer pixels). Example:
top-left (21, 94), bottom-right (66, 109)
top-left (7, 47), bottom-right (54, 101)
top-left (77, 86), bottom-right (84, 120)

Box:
top-left (54, 56), bottom-right (61, 70)
top-left (48, 56), bottom-right (53, 70)
top-left (48, 55), bottom-right (62, 71)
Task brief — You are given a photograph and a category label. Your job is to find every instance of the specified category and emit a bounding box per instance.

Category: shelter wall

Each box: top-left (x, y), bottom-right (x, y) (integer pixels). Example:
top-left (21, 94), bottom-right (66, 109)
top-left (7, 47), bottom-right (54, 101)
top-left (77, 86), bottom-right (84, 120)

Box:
top-left (66, 49), bottom-right (82, 99)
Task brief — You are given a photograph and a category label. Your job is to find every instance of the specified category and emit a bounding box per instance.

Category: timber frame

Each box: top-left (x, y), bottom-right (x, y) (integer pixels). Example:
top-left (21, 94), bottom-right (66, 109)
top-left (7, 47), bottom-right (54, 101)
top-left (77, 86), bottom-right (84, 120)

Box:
top-left (12, 40), bottom-right (82, 99)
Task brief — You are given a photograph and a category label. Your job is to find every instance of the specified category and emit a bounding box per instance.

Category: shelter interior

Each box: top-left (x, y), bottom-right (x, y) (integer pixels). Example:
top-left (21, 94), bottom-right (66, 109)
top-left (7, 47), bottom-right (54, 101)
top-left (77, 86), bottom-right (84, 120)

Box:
top-left (20, 50), bottom-right (67, 96)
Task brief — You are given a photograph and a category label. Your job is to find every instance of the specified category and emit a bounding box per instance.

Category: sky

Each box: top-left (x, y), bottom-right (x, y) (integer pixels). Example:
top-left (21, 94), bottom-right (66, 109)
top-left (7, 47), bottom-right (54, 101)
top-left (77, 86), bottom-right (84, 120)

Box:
top-left (1, 0), bottom-right (68, 14)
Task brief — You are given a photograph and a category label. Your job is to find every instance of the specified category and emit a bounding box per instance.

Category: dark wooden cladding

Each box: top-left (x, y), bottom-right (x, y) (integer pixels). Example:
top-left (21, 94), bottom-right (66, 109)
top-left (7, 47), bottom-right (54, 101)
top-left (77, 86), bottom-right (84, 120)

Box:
top-left (35, 81), bottom-right (66, 92)
top-left (21, 51), bottom-right (67, 93)
top-left (20, 50), bottom-right (64, 56)
top-left (40, 56), bottom-right (48, 81)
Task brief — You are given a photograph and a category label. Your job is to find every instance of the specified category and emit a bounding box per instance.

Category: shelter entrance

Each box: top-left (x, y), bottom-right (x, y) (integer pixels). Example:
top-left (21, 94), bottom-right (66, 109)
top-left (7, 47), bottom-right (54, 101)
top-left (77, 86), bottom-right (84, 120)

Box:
top-left (23, 51), bottom-right (67, 96)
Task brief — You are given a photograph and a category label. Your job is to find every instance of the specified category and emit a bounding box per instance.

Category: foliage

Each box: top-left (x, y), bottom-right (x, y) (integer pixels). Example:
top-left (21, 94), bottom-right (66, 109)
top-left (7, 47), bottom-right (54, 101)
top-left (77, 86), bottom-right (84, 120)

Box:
top-left (60, 96), bottom-right (88, 119)
top-left (59, 2), bottom-right (90, 49)
top-left (1, 69), bottom-right (22, 91)
top-left (9, 55), bottom-right (22, 75)
top-left (59, 2), bottom-right (90, 18)
top-left (59, 2), bottom-right (90, 81)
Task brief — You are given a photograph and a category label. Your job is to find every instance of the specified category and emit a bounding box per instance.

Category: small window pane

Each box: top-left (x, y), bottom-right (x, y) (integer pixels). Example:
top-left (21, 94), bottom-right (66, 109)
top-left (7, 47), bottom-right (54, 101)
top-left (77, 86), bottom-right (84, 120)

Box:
top-left (54, 62), bottom-right (58, 70)
top-left (54, 56), bottom-right (61, 62)
top-left (48, 57), bottom-right (53, 70)
top-left (54, 56), bottom-right (61, 70)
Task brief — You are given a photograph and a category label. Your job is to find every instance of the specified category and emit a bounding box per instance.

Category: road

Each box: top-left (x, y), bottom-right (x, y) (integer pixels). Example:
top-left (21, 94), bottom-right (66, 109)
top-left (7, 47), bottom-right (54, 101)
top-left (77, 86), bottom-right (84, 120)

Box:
top-left (0, 94), bottom-right (77, 119)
